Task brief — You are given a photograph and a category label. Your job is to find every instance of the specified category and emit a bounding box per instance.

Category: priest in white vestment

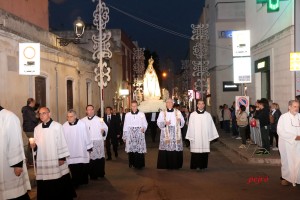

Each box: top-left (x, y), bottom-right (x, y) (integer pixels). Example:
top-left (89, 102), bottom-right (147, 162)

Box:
top-left (0, 106), bottom-right (31, 200)
top-left (277, 100), bottom-right (300, 186)
top-left (63, 109), bottom-right (93, 188)
top-left (157, 99), bottom-right (185, 169)
top-left (123, 101), bottom-right (148, 169)
top-left (143, 57), bottom-right (161, 100)
top-left (32, 107), bottom-right (76, 200)
top-left (82, 105), bottom-right (108, 179)
top-left (186, 100), bottom-right (219, 170)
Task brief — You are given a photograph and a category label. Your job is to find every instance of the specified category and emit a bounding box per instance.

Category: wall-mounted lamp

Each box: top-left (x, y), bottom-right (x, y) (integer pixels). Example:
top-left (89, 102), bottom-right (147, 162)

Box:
top-left (56, 17), bottom-right (85, 46)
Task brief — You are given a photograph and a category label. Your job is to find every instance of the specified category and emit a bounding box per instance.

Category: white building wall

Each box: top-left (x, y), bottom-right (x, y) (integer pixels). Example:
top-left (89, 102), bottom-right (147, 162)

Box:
top-left (246, 0), bottom-right (295, 111)
top-left (246, 0), bottom-right (294, 45)
top-left (0, 9), bottom-right (98, 123)
top-left (204, 0), bottom-right (245, 117)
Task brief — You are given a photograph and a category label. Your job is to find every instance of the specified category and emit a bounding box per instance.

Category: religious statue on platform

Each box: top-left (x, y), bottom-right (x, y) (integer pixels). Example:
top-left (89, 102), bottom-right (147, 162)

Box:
top-left (143, 57), bottom-right (161, 101)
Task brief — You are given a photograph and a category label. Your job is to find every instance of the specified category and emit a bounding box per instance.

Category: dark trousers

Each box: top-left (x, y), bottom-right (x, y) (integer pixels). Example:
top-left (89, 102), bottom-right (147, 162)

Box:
top-left (106, 137), bottom-right (118, 159)
top-left (239, 126), bottom-right (247, 145)
top-left (260, 125), bottom-right (270, 151)
top-left (270, 130), bottom-right (278, 147)
top-left (149, 121), bottom-right (157, 142)
top-left (24, 132), bottom-right (34, 164)
top-left (220, 121), bottom-right (223, 129)
top-left (232, 122), bottom-right (239, 136)
top-left (223, 120), bottom-right (230, 133)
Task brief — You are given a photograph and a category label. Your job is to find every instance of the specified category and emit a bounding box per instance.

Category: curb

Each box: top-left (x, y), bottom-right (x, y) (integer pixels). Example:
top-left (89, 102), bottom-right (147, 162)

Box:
top-left (218, 138), bottom-right (281, 166)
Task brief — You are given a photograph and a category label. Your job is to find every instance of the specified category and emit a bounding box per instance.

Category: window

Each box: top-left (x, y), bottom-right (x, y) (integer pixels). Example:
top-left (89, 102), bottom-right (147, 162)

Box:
top-left (35, 76), bottom-right (46, 107)
top-left (67, 80), bottom-right (73, 110)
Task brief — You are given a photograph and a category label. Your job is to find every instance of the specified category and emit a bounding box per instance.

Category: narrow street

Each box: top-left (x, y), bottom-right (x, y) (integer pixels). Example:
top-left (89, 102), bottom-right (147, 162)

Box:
top-left (73, 137), bottom-right (300, 200)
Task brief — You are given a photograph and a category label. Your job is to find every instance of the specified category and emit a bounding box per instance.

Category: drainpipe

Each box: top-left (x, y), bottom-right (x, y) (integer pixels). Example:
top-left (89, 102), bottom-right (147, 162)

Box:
top-left (55, 66), bottom-right (59, 122)
top-left (295, 0), bottom-right (300, 96)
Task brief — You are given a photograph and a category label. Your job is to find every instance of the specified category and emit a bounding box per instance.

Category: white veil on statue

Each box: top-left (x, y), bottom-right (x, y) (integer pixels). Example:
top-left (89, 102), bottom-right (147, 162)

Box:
top-left (143, 57), bottom-right (161, 100)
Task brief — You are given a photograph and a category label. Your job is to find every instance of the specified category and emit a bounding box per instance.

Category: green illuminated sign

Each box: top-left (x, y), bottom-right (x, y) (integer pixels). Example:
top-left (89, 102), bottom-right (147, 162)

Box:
top-left (256, 0), bottom-right (289, 13)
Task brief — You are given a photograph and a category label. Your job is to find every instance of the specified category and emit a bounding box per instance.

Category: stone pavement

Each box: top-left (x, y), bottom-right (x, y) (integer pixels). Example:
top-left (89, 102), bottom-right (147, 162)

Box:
top-left (26, 127), bottom-right (283, 200)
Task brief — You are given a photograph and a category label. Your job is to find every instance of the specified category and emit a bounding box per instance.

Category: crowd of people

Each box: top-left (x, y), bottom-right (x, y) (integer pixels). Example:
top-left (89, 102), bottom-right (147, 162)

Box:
top-left (217, 99), bottom-right (281, 154)
top-left (218, 97), bottom-right (300, 187)
top-left (1, 97), bottom-right (220, 199)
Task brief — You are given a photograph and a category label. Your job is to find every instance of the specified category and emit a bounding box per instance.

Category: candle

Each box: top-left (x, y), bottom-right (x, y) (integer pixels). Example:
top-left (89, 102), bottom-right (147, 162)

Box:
top-left (100, 118), bottom-right (104, 123)
top-left (29, 138), bottom-right (35, 144)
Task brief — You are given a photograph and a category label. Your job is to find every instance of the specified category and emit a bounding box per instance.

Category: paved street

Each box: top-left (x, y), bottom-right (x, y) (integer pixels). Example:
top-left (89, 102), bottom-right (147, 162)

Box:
top-left (71, 136), bottom-right (300, 200)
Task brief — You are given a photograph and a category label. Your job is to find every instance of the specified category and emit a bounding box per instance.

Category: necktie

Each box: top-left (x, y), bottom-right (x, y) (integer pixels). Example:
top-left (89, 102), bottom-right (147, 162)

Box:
top-left (108, 116), bottom-right (111, 124)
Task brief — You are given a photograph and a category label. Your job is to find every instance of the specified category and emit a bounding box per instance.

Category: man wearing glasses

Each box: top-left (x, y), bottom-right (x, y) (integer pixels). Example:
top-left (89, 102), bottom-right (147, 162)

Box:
top-left (30, 107), bottom-right (76, 199)
top-left (277, 100), bottom-right (300, 187)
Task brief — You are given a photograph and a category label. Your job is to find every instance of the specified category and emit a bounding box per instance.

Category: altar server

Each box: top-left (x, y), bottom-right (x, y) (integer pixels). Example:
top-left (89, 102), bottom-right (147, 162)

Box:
top-left (82, 105), bottom-right (108, 179)
top-left (32, 107), bottom-right (76, 200)
top-left (0, 106), bottom-right (31, 200)
top-left (186, 100), bottom-right (219, 170)
top-left (123, 101), bottom-right (148, 169)
top-left (63, 109), bottom-right (93, 188)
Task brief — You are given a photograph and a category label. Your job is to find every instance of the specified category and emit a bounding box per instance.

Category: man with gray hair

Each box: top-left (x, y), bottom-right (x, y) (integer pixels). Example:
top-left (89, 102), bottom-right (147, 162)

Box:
top-left (156, 98), bottom-right (185, 169)
top-left (63, 109), bottom-right (93, 188)
top-left (277, 100), bottom-right (300, 186)
top-left (31, 107), bottom-right (76, 199)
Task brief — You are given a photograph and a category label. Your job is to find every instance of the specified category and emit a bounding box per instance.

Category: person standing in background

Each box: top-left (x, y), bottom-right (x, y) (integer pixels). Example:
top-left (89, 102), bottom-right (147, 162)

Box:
top-left (22, 98), bottom-right (39, 166)
top-left (270, 103), bottom-right (281, 151)
top-left (104, 107), bottom-right (120, 160)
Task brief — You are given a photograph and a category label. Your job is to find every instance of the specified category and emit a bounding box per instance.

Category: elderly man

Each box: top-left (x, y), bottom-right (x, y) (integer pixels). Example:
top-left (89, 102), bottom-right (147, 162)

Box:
top-left (277, 100), bottom-right (300, 187)
top-left (157, 98), bottom-right (185, 169)
top-left (123, 101), bottom-right (148, 169)
top-left (82, 105), bottom-right (108, 179)
top-left (31, 107), bottom-right (76, 200)
top-left (63, 109), bottom-right (93, 188)
top-left (0, 106), bottom-right (31, 200)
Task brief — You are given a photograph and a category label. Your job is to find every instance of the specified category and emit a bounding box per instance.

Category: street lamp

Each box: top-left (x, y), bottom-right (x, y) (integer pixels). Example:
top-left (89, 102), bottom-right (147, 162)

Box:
top-left (162, 72), bottom-right (167, 78)
top-left (56, 17), bottom-right (85, 46)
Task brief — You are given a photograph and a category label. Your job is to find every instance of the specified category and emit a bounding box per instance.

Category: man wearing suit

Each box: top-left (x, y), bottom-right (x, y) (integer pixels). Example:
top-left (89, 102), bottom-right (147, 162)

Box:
top-left (104, 106), bottom-right (121, 160)
top-left (146, 112), bottom-right (159, 142)
top-left (117, 107), bottom-right (126, 146)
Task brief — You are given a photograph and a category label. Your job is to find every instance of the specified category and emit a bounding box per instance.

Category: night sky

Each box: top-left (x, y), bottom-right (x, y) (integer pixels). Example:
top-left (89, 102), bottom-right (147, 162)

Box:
top-left (49, 0), bottom-right (205, 72)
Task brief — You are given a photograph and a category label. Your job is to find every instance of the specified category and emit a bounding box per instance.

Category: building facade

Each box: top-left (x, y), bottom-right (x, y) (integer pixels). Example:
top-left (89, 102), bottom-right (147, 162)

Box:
top-left (0, 7), bottom-right (99, 123)
top-left (55, 28), bottom-right (137, 111)
top-left (197, 0), bottom-right (246, 117)
top-left (246, 0), bottom-right (295, 111)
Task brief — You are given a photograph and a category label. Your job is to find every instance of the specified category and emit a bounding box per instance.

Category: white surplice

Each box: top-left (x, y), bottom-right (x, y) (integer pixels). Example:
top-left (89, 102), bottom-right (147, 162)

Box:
top-left (63, 119), bottom-right (93, 164)
top-left (157, 109), bottom-right (185, 151)
top-left (122, 111), bottom-right (148, 153)
top-left (81, 116), bottom-right (108, 159)
top-left (34, 121), bottom-right (70, 180)
top-left (186, 111), bottom-right (219, 153)
top-left (277, 112), bottom-right (300, 185)
top-left (0, 109), bottom-right (31, 199)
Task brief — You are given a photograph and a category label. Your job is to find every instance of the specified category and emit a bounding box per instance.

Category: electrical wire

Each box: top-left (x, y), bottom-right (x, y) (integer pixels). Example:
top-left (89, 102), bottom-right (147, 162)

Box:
top-left (107, 3), bottom-right (191, 39)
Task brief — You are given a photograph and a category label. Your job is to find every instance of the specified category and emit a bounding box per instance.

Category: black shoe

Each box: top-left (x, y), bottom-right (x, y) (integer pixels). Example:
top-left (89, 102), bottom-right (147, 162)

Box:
top-left (106, 157), bottom-right (112, 161)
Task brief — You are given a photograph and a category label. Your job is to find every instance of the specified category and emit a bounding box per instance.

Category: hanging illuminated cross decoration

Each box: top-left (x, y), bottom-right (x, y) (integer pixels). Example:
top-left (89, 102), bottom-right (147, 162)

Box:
top-left (256, 0), bottom-right (288, 13)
